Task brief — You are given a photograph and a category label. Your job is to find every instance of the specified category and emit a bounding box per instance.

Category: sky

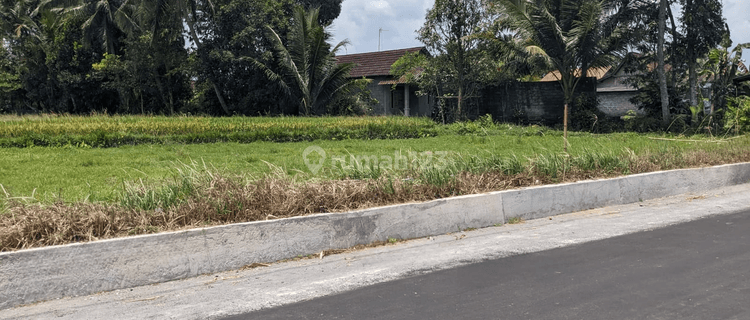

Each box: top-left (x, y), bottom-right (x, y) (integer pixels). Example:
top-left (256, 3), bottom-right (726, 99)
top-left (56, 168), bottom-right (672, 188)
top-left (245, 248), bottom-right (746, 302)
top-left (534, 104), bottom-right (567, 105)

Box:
top-left (330, 0), bottom-right (750, 60)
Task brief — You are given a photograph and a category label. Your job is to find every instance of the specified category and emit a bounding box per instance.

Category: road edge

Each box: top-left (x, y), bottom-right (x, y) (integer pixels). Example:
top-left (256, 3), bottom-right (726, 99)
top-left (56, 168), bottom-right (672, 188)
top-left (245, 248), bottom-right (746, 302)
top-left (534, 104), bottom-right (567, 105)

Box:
top-left (2, 162), bottom-right (749, 309)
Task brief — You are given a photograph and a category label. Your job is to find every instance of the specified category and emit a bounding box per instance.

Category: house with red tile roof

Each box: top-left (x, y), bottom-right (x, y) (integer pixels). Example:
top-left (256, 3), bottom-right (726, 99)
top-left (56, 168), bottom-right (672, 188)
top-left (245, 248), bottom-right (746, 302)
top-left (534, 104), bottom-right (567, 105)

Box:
top-left (336, 47), bottom-right (434, 116)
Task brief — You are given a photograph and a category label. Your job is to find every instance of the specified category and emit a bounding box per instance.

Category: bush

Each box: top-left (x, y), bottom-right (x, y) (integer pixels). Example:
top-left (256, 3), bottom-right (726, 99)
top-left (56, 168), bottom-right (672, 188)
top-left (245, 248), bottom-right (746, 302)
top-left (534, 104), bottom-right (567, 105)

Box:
top-left (623, 110), bottom-right (660, 133)
top-left (328, 78), bottom-right (378, 116)
top-left (569, 94), bottom-right (623, 133)
top-left (723, 96), bottom-right (750, 134)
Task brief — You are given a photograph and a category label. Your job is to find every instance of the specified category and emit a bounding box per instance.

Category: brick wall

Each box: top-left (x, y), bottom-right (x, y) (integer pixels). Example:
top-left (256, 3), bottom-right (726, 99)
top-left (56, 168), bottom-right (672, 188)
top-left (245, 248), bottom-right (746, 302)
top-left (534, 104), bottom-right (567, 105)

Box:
top-left (598, 92), bottom-right (639, 117)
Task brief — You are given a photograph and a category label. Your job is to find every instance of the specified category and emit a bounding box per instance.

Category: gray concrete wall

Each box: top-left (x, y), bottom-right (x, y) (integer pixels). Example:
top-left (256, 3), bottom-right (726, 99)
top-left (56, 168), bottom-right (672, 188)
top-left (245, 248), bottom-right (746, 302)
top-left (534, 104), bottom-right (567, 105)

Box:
top-left (481, 78), bottom-right (597, 125)
top-left (598, 91), bottom-right (639, 116)
top-left (2, 162), bottom-right (750, 310)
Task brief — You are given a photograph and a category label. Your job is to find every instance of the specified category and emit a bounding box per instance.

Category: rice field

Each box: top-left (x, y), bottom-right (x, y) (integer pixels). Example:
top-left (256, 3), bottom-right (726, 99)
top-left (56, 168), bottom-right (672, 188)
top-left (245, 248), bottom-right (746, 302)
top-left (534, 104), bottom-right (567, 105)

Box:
top-left (2, 114), bottom-right (749, 251)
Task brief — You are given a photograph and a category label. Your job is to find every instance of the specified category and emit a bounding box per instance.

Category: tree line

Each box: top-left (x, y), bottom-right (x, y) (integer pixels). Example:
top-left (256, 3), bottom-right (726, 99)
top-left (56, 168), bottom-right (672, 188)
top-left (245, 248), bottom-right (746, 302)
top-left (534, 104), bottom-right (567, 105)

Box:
top-left (0, 0), bottom-right (347, 115)
top-left (1, 0), bottom-right (748, 129)
top-left (397, 0), bottom-right (749, 134)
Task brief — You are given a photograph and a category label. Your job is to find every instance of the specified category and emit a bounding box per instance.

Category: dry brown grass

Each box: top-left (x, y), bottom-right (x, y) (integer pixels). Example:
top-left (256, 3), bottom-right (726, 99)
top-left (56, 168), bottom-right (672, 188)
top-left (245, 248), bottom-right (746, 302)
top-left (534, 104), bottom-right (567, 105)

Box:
top-left (2, 147), bottom-right (750, 252)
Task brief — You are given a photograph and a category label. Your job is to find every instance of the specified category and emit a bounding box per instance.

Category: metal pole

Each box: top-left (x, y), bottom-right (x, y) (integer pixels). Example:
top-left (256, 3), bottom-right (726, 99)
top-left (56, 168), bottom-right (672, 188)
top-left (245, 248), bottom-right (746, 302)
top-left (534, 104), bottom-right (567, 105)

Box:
top-left (378, 28), bottom-right (388, 51)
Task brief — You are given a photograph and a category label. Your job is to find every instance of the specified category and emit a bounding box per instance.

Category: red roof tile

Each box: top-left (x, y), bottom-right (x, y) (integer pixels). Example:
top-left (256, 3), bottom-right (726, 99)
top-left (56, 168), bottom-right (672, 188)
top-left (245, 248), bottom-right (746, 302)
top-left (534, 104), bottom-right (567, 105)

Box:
top-left (336, 47), bottom-right (427, 78)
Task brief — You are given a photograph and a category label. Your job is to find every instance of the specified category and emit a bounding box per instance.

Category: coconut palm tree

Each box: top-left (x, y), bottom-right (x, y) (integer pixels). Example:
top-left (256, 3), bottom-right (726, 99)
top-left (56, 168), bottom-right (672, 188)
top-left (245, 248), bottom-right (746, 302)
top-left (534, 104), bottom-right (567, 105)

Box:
top-left (493, 0), bottom-right (637, 152)
top-left (250, 6), bottom-right (356, 115)
top-left (39, 0), bottom-right (139, 55)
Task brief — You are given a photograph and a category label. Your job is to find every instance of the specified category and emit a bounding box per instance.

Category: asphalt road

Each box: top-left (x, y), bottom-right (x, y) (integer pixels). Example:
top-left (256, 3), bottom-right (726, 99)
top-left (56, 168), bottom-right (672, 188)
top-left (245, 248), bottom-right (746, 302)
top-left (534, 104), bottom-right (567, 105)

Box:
top-left (230, 210), bottom-right (750, 320)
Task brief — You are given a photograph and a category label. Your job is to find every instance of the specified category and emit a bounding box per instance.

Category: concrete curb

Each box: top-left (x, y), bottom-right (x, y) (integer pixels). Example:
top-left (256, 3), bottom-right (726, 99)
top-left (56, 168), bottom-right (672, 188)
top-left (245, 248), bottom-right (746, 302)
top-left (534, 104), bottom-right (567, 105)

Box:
top-left (2, 162), bottom-right (750, 310)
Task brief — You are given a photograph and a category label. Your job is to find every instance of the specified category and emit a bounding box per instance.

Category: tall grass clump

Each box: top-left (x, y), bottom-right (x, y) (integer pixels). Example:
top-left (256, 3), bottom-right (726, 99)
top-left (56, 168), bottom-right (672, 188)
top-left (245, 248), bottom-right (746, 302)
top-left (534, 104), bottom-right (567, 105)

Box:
top-left (334, 155), bottom-right (386, 180)
top-left (118, 161), bottom-right (206, 211)
top-left (572, 149), bottom-right (631, 174)
top-left (529, 153), bottom-right (571, 179)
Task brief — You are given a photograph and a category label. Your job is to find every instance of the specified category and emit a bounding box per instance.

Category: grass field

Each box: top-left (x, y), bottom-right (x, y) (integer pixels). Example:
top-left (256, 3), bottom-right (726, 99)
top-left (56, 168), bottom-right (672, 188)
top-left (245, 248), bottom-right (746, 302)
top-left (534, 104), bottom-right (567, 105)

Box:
top-left (2, 114), bottom-right (749, 251)
top-left (1, 124), bottom-right (736, 202)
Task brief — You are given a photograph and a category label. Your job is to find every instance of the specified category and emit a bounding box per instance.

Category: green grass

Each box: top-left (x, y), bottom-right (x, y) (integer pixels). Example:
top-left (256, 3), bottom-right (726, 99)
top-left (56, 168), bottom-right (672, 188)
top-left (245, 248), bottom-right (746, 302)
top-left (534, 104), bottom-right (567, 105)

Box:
top-left (0, 114), bottom-right (747, 202)
top-left (0, 127), bottom-right (745, 203)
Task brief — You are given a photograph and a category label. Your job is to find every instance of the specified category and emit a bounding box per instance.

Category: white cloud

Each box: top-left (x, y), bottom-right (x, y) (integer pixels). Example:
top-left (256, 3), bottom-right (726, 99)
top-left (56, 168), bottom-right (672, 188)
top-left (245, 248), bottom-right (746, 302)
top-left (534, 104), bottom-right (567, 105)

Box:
top-left (366, 0), bottom-right (393, 15)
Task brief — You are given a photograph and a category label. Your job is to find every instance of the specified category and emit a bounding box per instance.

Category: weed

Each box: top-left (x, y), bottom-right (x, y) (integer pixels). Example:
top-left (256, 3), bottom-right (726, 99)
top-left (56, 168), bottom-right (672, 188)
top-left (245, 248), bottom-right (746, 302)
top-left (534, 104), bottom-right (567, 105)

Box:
top-left (507, 217), bottom-right (524, 224)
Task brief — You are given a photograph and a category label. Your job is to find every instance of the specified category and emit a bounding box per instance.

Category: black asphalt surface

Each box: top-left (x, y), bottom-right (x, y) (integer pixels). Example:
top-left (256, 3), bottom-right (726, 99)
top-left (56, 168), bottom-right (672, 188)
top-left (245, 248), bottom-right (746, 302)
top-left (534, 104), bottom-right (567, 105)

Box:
top-left (226, 211), bottom-right (750, 320)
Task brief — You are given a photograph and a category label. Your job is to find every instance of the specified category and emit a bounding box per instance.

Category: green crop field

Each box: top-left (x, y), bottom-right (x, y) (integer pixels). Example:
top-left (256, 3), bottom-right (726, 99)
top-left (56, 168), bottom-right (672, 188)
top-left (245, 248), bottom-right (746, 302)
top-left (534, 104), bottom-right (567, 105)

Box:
top-left (4, 114), bottom-right (750, 251)
top-left (0, 115), bottom-right (746, 203)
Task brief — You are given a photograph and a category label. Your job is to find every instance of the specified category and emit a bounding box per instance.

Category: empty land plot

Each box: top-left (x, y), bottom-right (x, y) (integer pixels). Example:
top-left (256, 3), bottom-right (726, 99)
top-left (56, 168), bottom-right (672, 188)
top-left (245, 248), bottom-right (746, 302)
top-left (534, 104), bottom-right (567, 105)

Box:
top-left (1, 115), bottom-right (749, 251)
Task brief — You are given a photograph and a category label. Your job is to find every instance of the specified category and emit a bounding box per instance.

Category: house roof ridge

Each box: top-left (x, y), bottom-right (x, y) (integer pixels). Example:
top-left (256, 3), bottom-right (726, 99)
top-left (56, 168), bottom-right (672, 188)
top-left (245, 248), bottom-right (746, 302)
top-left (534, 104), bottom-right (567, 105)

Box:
top-left (335, 46), bottom-right (428, 78)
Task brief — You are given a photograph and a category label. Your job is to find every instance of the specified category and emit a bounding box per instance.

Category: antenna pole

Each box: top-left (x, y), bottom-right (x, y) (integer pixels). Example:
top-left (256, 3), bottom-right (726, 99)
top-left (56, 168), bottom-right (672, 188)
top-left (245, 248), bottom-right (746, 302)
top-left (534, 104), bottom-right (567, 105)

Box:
top-left (378, 28), bottom-right (388, 51)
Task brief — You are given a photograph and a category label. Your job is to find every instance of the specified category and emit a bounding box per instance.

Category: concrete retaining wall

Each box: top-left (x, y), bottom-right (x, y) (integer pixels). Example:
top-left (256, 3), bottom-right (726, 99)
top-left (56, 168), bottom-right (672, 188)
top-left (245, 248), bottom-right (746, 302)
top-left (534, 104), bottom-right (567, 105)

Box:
top-left (2, 162), bottom-right (750, 310)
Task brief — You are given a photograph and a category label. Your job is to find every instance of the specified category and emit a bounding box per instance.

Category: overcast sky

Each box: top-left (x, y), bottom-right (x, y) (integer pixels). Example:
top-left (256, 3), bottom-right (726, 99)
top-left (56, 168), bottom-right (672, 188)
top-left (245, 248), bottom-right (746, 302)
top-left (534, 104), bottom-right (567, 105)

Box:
top-left (330, 0), bottom-right (750, 59)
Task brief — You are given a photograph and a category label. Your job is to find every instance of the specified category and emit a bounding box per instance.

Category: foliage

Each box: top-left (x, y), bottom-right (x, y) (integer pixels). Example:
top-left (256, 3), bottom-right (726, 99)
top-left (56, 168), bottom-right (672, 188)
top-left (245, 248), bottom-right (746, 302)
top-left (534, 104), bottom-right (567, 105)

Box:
top-left (296, 0), bottom-right (343, 25)
top-left (194, 0), bottom-right (295, 116)
top-left (417, 0), bottom-right (498, 120)
top-left (627, 67), bottom-right (690, 121)
top-left (678, 0), bottom-right (726, 106)
top-left (623, 110), bottom-right (661, 133)
top-left (723, 96), bottom-right (750, 134)
top-left (568, 94), bottom-right (623, 133)
top-left (491, 0), bottom-right (640, 150)
top-left (0, 0), bottom-right (347, 116)
top-left (699, 38), bottom-right (750, 113)
top-left (389, 51), bottom-right (428, 88)
top-left (250, 6), bottom-right (357, 115)
top-left (328, 77), bottom-right (379, 115)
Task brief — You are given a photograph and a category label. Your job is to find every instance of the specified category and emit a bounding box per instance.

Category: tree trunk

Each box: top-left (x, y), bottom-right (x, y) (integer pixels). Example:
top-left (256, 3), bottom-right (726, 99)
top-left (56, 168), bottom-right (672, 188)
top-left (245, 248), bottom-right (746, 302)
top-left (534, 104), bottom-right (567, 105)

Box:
top-left (457, 85), bottom-right (463, 120)
top-left (685, 0), bottom-right (698, 108)
top-left (456, 37), bottom-right (464, 120)
top-left (667, 4), bottom-right (678, 88)
top-left (658, 0), bottom-right (670, 126)
top-left (153, 75), bottom-right (171, 113)
top-left (563, 102), bottom-right (569, 153)
top-left (211, 82), bottom-right (229, 115)
top-left (689, 59), bottom-right (698, 107)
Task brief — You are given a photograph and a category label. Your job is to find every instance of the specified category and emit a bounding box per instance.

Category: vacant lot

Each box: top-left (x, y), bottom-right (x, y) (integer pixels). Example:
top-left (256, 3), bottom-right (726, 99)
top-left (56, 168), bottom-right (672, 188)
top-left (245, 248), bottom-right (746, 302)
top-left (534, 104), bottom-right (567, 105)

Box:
top-left (1, 115), bottom-right (748, 251)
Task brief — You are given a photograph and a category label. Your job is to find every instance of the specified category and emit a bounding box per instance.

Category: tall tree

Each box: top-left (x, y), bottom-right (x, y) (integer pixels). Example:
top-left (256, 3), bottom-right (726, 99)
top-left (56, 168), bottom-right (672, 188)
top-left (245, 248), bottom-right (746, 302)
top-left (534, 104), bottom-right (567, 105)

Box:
top-left (657, 0), bottom-right (669, 125)
top-left (44, 0), bottom-right (138, 54)
top-left (679, 0), bottom-right (726, 108)
top-left (198, 0), bottom-right (295, 115)
top-left (494, 0), bottom-right (637, 152)
top-left (296, 0), bottom-right (342, 25)
top-left (135, 0), bottom-right (232, 114)
top-left (250, 6), bottom-right (356, 115)
top-left (417, 0), bottom-right (493, 120)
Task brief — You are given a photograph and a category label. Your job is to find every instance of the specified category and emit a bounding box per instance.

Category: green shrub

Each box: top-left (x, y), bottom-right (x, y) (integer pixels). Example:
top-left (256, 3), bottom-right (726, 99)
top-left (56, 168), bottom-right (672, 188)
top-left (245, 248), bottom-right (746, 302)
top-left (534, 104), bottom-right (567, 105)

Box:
top-left (723, 96), bottom-right (750, 134)
top-left (623, 110), bottom-right (660, 132)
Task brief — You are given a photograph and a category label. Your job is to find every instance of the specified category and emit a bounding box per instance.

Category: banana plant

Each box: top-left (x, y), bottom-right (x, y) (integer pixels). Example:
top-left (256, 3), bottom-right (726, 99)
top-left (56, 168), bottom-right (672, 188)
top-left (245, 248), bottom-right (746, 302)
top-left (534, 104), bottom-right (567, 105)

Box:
top-left (699, 38), bottom-right (750, 113)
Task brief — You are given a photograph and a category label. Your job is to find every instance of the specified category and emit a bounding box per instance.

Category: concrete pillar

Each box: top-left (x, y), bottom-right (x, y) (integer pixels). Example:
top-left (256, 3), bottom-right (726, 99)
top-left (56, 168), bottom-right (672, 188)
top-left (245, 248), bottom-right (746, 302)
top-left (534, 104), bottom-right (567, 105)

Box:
top-left (404, 84), bottom-right (410, 117)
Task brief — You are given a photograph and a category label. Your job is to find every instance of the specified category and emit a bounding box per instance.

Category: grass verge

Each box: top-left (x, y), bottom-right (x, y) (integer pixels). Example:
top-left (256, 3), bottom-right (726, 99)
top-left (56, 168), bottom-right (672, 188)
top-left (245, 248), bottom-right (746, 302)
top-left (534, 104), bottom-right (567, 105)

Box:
top-left (3, 145), bottom-right (749, 252)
